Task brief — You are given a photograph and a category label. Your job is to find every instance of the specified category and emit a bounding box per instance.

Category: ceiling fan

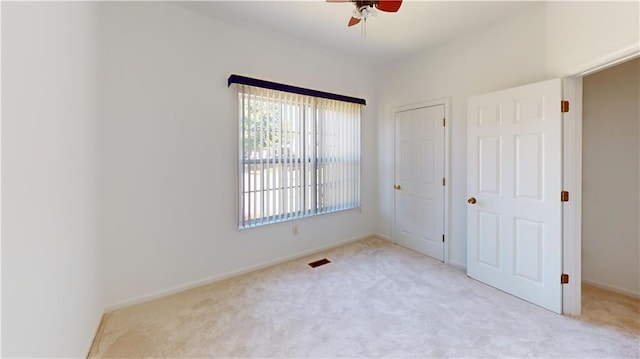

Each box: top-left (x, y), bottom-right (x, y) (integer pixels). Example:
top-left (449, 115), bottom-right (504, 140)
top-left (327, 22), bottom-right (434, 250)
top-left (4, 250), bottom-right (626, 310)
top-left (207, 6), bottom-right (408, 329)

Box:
top-left (327, 0), bottom-right (403, 34)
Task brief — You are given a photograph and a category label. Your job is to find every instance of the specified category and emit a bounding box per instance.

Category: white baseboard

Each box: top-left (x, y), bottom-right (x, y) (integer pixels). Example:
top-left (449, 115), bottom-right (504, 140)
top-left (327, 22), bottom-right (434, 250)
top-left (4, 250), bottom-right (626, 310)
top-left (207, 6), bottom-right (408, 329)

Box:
top-left (447, 260), bottom-right (466, 273)
top-left (371, 233), bottom-right (467, 273)
top-left (85, 312), bottom-right (106, 357)
top-left (104, 233), bottom-right (375, 312)
top-left (375, 233), bottom-right (466, 273)
top-left (582, 279), bottom-right (640, 299)
top-left (372, 232), bottom-right (392, 242)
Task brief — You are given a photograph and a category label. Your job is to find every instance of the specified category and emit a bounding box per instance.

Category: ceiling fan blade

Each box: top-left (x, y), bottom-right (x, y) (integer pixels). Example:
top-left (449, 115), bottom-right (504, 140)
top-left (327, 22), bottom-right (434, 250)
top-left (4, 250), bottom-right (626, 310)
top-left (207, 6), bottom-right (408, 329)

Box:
top-left (375, 0), bottom-right (402, 12)
top-left (348, 16), bottom-right (361, 27)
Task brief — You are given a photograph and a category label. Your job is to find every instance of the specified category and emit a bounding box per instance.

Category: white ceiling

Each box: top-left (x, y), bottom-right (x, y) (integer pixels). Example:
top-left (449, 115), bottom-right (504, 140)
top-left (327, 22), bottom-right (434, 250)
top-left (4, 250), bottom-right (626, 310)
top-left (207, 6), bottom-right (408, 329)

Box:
top-left (174, 1), bottom-right (544, 68)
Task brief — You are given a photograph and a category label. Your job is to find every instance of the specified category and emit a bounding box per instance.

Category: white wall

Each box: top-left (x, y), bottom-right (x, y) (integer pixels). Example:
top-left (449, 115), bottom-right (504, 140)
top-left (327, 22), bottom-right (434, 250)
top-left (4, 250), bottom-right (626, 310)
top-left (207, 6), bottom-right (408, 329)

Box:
top-left (1, 3), bottom-right (103, 357)
top-left (546, 1), bottom-right (640, 76)
top-left (582, 58), bottom-right (640, 297)
top-left (98, 3), bottom-right (377, 308)
top-left (375, 5), bottom-right (549, 267)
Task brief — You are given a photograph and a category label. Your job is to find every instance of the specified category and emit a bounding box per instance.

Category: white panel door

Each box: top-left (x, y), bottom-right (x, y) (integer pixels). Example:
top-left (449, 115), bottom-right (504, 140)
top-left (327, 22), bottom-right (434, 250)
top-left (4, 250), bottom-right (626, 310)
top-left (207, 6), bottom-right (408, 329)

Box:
top-left (394, 105), bottom-right (445, 261)
top-left (467, 79), bottom-right (563, 313)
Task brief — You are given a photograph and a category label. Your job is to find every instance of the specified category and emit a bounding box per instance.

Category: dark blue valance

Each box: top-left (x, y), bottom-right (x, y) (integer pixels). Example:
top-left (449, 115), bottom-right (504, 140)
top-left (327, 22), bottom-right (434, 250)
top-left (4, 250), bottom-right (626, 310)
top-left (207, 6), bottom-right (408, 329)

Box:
top-left (228, 74), bottom-right (366, 106)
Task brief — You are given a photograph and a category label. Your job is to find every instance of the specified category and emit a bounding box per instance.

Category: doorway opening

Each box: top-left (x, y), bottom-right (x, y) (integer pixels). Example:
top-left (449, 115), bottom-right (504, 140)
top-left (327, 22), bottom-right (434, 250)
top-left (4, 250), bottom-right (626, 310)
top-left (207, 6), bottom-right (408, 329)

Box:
top-left (563, 47), bottom-right (640, 320)
top-left (578, 57), bottom-right (640, 334)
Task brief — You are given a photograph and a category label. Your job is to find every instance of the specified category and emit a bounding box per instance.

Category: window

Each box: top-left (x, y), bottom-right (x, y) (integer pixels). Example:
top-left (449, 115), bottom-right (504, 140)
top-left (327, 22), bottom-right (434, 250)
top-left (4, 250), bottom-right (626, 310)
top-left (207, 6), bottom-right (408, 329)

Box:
top-left (229, 75), bottom-right (364, 229)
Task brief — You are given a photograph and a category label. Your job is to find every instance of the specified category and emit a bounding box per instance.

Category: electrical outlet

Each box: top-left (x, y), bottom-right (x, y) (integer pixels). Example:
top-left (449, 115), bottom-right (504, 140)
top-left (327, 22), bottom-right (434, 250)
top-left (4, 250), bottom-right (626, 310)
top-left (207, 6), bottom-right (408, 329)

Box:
top-left (292, 225), bottom-right (299, 236)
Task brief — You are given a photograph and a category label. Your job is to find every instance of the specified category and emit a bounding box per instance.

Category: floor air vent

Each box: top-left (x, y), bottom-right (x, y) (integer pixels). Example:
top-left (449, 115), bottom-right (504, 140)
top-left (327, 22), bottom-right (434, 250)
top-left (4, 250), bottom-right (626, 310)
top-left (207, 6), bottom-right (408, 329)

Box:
top-left (308, 258), bottom-right (331, 268)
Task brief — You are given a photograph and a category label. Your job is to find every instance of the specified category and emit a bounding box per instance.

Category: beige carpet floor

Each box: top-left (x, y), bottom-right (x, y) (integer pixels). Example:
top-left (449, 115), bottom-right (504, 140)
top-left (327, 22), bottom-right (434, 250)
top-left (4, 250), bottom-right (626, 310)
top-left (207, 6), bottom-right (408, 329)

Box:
top-left (89, 237), bottom-right (640, 358)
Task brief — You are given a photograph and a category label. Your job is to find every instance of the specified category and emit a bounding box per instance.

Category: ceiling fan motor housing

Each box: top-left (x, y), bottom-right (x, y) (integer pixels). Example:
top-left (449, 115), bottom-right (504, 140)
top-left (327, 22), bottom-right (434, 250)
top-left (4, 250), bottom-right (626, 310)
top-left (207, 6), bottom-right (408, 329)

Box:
top-left (331, 0), bottom-right (402, 27)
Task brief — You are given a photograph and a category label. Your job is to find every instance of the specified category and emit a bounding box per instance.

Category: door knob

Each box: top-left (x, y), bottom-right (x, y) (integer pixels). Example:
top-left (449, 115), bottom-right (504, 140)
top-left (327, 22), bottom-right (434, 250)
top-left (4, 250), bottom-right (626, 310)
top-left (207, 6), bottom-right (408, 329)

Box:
top-left (467, 197), bottom-right (477, 204)
top-left (394, 185), bottom-right (402, 190)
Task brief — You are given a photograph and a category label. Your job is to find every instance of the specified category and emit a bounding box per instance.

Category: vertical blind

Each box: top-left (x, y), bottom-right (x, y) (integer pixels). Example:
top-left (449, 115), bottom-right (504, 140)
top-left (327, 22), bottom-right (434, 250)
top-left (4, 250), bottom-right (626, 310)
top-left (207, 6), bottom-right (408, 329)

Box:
top-left (234, 82), bottom-right (363, 229)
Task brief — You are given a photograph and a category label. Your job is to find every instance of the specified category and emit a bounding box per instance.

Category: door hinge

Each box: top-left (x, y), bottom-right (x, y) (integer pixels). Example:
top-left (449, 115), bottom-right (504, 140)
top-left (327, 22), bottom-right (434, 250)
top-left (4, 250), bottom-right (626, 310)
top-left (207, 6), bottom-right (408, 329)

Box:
top-left (561, 191), bottom-right (569, 202)
top-left (561, 100), bottom-right (570, 113)
top-left (561, 273), bottom-right (569, 284)
top-left (442, 177), bottom-right (446, 186)
top-left (442, 234), bottom-right (445, 242)
top-left (443, 118), bottom-right (446, 127)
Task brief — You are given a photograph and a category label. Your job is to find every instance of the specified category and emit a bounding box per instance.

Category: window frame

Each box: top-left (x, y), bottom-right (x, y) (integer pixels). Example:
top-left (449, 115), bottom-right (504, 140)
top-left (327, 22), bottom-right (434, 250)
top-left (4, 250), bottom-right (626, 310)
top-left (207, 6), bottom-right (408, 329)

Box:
top-left (230, 75), bottom-right (365, 230)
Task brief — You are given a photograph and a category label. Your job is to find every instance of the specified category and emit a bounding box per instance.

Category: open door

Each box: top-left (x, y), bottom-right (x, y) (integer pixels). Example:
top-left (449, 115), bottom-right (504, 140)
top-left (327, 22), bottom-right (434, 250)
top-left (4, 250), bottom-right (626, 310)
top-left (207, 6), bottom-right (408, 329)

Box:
top-left (467, 79), bottom-right (563, 313)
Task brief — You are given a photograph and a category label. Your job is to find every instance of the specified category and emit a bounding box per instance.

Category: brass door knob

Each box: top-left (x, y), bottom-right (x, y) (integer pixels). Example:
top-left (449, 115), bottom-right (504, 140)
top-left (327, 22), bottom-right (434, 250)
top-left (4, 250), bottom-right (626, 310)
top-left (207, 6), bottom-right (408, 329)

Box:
top-left (467, 197), bottom-right (477, 204)
top-left (394, 185), bottom-right (402, 190)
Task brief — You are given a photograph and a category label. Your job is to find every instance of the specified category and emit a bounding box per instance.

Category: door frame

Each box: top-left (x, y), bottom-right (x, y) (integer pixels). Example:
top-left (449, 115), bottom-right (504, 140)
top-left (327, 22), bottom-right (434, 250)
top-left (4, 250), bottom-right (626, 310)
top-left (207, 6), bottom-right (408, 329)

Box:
top-left (562, 43), bottom-right (640, 315)
top-left (392, 98), bottom-right (451, 262)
